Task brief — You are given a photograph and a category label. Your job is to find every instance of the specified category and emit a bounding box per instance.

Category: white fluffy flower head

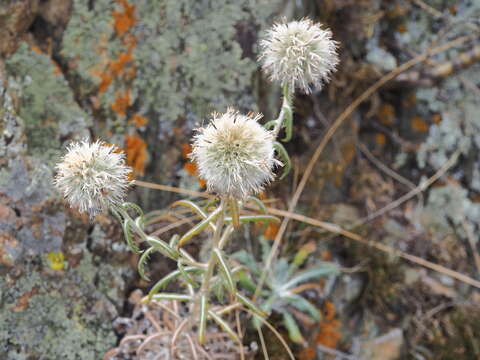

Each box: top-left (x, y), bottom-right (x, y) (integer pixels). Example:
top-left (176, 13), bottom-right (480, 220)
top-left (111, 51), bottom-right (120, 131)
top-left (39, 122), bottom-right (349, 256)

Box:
top-left (54, 140), bottom-right (131, 217)
top-left (191, 109), bottom-right (277, 199)
top-left (259, 19), bottom-right (339, 93)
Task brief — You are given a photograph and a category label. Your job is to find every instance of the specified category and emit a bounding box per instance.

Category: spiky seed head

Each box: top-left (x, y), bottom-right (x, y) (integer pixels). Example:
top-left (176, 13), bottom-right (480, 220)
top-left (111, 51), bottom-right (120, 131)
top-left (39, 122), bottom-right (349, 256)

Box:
top-left (191, 108), bottom-right (278, 199)
top-left (54, 140), bottom-right (132, 217)
top-left (259, 19), bottom-right (339, 93)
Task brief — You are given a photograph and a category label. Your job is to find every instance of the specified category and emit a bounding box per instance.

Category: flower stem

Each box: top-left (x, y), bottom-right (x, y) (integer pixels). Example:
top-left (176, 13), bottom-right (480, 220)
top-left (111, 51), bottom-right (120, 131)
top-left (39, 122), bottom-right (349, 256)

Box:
top-left (272, 83), bottom-right (292, 138)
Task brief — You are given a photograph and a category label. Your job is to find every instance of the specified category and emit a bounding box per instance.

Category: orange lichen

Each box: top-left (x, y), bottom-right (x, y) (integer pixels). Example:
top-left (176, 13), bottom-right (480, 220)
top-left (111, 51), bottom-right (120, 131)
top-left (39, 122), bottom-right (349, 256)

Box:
top-left (98, 72), bottom-right (113, 93)
top-left (123, 33), bottom-right (137, 51)
top-left (183, 162), bottom-right (198, 176)
top-left (297, 346), bottom-right (316, 360)
top-left (263, 222), bottom-right (280, 240)
top-left (181, 144), bottom-right (192, 159)
top-left (112, 0), bottom-right (136, 37)
top-left (396, 23), bottom-right (407, 33)
top-left (411, 116), bottom-right (429, 132)
top-left (375, 132), bottom-right (386, 146)
top-left (377, 103), bottom-right (395, 125)
top-left (110, 51), bottom-right (134, 76)
top-left (125, 135), bottom-right (147, 176)
top-left (11, 287), bottom-right (39, 311)
top-left (130, 113), bottom-right (148, 128)
top-left (432, 113), bottom-right (442, 124)
top-left (316, 302), bottom-right (342, 349)
top-left (111, 90), bottom-right (131, 117)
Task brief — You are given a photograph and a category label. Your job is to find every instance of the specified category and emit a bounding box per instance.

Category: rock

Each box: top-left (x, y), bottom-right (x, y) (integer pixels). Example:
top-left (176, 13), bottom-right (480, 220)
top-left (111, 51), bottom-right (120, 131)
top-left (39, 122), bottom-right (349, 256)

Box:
top-left (359, 328), bottom-right (404, 360)
top-left (0, 0), bottom-right (39, 57)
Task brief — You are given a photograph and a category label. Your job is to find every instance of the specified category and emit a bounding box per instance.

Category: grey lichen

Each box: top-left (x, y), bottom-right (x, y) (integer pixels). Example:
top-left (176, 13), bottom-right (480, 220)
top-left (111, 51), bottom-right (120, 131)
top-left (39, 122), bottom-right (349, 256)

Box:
top-left (0, 251), bottom-right (125, 360)
top-left (5, 42), bottom-right (90, 162)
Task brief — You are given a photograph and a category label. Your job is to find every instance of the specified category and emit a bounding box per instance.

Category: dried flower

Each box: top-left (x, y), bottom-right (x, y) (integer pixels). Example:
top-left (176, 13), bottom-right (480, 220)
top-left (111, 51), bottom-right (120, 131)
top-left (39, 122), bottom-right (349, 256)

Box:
top-left (259, 19), bottom-right (339, 93)
top-left (191, 109), bottom-right (278, 198)
top-left (54, 140), bottom-right (131, 217)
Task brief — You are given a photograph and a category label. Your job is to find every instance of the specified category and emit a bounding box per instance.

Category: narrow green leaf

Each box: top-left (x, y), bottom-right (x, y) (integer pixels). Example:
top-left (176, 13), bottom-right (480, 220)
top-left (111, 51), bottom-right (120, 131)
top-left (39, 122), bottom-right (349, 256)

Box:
top-left (285, 293), bottom-right (321, 321)
top-left (281, 104), bottom-right (293, 142)
top-left (237, 293), bottom-right (267, 318)
top-left (147, 267), bottom-right (201, 300)
top-left (198, 295), bottom-right (208, 345)
top-left (213, 249), bottom-right (236, 296)
top-left (150, 293), bottom-right (192, 302)
top-left (236, 270), bottom-right (257, 293)
top-left (208, 310), bottom-right (240, 343)
top-left (225, 215), bottom-right (280, 224)
top-left (169, 234), bottom-right (180, 248)
top-left (123, 219), bottom-right (140, 253)
top-left (274, 142), bottom-right (291, 180)
top-left (178, 206), bottom-right (222, 248)
top-left (138, 247), bottom-right (155, 281)
top-left (178, 259), bottom-right (199, 288)
top-left (122, 202), bottom-right (144, 226)
top-left (246, 196), bottom-right (267, 214)
top-left (171, 200), bottom-right (216, 231)
top-left (146, 235), bottom-right (178, 260)
top-left (110, 208), bottom-right (124, 224)
top-left (264, 120), bottom-right (276, 130)
top-left (282, 263), bottom-right (339, 291)
top-left (282, 312), bottom-right (305, 344)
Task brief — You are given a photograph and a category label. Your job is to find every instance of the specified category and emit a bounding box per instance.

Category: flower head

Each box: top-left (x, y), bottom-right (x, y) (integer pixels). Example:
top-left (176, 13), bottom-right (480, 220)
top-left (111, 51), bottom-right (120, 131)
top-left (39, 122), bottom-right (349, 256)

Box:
top-left (54, 140), bottom-right (131, 217)
top-left (191, 109), bottom-right (278, 199)
top-left (259, 19), bottom-right (339, 93)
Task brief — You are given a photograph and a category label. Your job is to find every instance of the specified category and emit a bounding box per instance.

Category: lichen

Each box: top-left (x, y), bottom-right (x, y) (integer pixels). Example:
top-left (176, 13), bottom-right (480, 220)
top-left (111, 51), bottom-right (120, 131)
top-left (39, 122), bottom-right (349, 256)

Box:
top-left (0, 252), bottom-right (128, 359)
top-left (5, 43), bottom-right (90, 163)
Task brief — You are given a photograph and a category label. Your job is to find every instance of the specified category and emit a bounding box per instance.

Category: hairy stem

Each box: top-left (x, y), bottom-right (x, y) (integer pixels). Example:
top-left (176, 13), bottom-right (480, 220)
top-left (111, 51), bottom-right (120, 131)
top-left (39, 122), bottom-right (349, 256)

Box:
top-left (272, 83), bottom-right (292, 138)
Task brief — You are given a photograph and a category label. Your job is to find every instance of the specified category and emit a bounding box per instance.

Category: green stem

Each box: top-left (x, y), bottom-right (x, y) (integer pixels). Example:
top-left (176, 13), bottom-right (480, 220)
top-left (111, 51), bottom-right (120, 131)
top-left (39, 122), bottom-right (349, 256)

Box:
top-left (200, 198), bottom-right (226, 295)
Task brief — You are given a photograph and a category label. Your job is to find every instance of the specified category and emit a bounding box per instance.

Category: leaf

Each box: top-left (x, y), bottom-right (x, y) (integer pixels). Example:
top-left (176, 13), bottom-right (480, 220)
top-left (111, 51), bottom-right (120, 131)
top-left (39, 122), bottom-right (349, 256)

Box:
top-left (213, 249), bottom-right (236, 296)
top-left (178, 259), bottom-right (199, 288)
top-left (138, 247), bottom-right (155, 281)
top-left (150, 293), bottom-right (192, 302)
top-left (236, 270), bottom-right (257, 293)
top-left (168, 234), bottom-right (180, 248)
top-left (177, 206), bottom-right (222, 248)
top-left (122, 202), bottom-right (144, 227)
top-left (171, 200), bottom-right (216, 231)
top-left (123, 219), bottom-right (140, 253)
top-left (282, 312), bottom-right (305, 344)
top-left (274, 142), bottom-right (291, 180)
top-left (246, 196), bottom-right (267, 214)
top-left (198, 295), bottom-right (208, 345)
top-left (264, 120), bottom-right (276, 130)
top-left (148, 267), bottom-right (201, 299)
top-left (282, 263), bottom-right (339, 291)
top-left (146, 235), bottom-right (179, 260)
top-left (224, 215), bottom-right (280, 224)
top-left (281, 103), bottom-right (293, 142)
top-left (208, 310), bottom-right (240, 343)
top-left (231, 250), bottom-right (260, 275)
top-left (285, 293), bottom-right (321, 321)
top-left (237, 293), bottom-right (267, 318)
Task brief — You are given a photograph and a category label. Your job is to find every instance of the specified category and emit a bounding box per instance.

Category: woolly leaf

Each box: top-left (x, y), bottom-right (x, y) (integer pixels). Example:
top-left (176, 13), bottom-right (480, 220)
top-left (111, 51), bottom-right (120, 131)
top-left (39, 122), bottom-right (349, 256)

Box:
top-left (138, 247), bottom-right (155, 281)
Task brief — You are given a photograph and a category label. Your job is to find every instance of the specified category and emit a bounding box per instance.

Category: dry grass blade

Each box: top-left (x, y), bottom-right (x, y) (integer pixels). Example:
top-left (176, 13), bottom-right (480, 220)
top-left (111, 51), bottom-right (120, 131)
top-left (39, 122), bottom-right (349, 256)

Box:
top-left (354, 149), bottom-right (460, 226)
top-left (265, 207), bottom-right (480, 289)
top-left (134, 180), bottom-right (213, 199)
top-left (253, 34), bottom-right (475, 299)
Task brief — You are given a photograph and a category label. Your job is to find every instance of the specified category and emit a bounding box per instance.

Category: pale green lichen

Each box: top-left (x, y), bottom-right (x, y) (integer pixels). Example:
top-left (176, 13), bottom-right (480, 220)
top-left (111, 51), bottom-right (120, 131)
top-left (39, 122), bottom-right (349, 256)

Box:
top-left (0, 252), bottom-right (127, 359)
top-left (61, 0), bottom-right (282, 140)
top-left (5, 42), bottom-right (90, 162)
